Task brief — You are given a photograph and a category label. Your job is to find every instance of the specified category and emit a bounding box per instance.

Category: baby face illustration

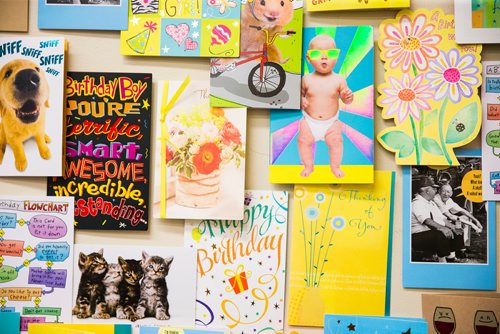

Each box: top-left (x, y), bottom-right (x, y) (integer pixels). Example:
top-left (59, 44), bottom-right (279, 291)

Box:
top-left (474, 311), bottom-right (499, 334)
top-left (433, 307), bottom-right (456, 334)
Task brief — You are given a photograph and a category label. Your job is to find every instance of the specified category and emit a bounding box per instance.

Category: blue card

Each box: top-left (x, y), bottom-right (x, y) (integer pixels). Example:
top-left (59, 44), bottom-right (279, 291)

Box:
top-left (325, 314), bottom-right (427, 334)
top-left (38, 0), bottom-right (128, 30)
top-left (403, 149), bottom-right (497, 290)
top-left (0, 311), bottom-right (21, 334)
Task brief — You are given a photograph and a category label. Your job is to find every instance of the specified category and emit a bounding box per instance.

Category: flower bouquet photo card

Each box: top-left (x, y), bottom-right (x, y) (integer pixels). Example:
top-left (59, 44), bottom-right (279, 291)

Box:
top-left (455, 0), bottom-right (500, 44)
top-left (324, 314), bottom-right (428, 334)
top-left (47, 72), bottom-right (152, 231)
top-left (269, 26), bottom-right (374, 184)
top-left (120, 0), bottom-right (240, 57)
top-left (154, 79), bottom-right (246, 220)
top-left (0, 37), bottom-right (66, 176)
top-left (0, 196), bottom-right (75, 332)
top-left (38, 0), bottom-right (128, 30)
top-left (288, 171), bottom-right (395, 327)
top-left (306, 0), bottom-right (409, 12)
top-left (72, 245), bottom-right (197, 331)
top-left (481, 61), bottom-right (500, 201)
top-left (184, 190), bottom-right (288, 334)
top-left (209, 0), bottom-right (303, 109)
top-left (402, 150), bottom-right (497, 290)
top-left (377, 8), bottom-right (483, 166)
top-left (422, 293), bottom-right (500, 334)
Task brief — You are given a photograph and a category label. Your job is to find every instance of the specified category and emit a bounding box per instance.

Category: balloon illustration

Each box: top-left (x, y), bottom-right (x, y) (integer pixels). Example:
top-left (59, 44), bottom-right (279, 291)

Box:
top-left (211, 24), bottom-right (231, 46)
top-left (191, 227), bottom-right (202, 242)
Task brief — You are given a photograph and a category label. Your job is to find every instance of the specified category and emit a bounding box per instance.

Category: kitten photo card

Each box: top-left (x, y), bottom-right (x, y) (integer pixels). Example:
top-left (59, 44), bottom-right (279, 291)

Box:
top-left (120, 0), bottom-right (240, 57)
top-left (0, 196), bottom-right (75, 332)
top-left (209, 0), bottom-right (303, 109)
top-left (38, 0), bottom-right (128, 30)
top-left (269, 26), bottom-right (374, 184)
top-left (0, 37), bottom-right (66, 176)
top-left (153, 79), bottom-right (246, 220)
top-left (72, 245), bottom-right (197, 332)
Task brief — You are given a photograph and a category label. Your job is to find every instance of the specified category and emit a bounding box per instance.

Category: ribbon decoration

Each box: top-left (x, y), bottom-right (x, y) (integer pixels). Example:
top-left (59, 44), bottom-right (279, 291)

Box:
top-left (159, 76), bottom-right (191, 218)
top-left (224, 264), bottom-right (251, 294)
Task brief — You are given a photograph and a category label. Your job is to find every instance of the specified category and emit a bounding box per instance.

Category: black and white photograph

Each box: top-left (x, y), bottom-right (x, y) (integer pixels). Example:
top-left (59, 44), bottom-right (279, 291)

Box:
top-left (72, 245), bottom-right (197, 328)
top-left (46, 0), bottom-right (120, 5)
top-left (410, 157), bottom-right (489, 264)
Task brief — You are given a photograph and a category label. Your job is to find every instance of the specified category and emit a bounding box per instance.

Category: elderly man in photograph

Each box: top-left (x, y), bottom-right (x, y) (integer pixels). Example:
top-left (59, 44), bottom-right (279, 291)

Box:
top-left (411, 176), bottom-right (465, 263)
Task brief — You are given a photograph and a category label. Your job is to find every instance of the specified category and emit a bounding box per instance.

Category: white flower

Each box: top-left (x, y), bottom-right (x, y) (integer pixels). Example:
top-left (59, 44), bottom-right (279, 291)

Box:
top-left (189, 144), bottom-right (200, 155)
top-left (221, 147), bottom-right (233, 163)
top-left (202, 122), bottom-right (219, 141)
top-left (185, 126), bottom-right (201, 139)
top-left (171, 133), bottom-right (188, 148)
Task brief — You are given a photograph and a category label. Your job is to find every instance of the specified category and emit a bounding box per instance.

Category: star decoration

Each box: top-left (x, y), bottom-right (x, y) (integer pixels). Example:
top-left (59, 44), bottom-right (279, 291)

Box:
top-left (258, 261), bottom-right (263, 266)
top-left (347, 323), bottom-right (356, 331)
top-left (269, 319), bottom-right (272, 323)
top-left (222, 280), bottom-right (226, 284)
top-left (206, 24), bottom-right (212, 31)
top-left (192, 32), bottom-right (200, 39)
top-left (337, 320), bottom-right (341, 324)
top-left (251, 301), bottom-right (255, 306)
top-left (244, 314), bottom-right (248, 318)
top-left (130, 15), bottom-right (140, 26)
top-left (160, 10), bottom-right (165, 16)
top-left (192, 20), bottom-right (199, 28)
top-left (273, 303), bottom-right (279, 310)
top-left (211, 275), bottom-right (215, 279)
top-left (142, 98), bottom-right (150, 110)
top-left (119, 222), bottom-right (127, 229)
top-left (162, 45), bottom-right (170, 54)
top-left (205, 288), bottom-right (211, 295)
top-left (220, 315), bottom-right (225, 320)
top-left (233, 21), bottom-right (239, 27)
top-left (211, 243), bottom-right (217, 250)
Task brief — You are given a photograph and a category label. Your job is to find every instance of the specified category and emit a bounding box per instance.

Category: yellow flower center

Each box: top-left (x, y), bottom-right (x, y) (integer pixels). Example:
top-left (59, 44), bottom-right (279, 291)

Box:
top-left (400, 36), bottom-right (421, 51)
top-left (398, 88), bottom-right (416, 102)
top-left (202, 151), bottom-right (214, 164)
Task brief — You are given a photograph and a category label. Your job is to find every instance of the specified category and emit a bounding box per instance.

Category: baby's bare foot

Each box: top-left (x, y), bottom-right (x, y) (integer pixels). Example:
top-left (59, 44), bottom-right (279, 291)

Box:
top-left (331, 167), bottom-right (345, 178)
top-left (300, 167), bottom-right (314, 177)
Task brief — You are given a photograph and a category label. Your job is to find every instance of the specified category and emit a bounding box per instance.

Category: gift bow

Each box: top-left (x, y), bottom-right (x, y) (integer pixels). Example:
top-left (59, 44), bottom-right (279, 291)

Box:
top-left (224, 264), bottom-right (252, 293)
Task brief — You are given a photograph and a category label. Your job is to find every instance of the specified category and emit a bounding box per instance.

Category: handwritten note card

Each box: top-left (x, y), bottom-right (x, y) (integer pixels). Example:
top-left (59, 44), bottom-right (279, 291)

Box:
top-left (0, 196), bottom-right (74, 333)
top-left (288, 171), bottom-right (394, 326)
top-left (482, 61), bottom-right (500, 201)
top-left (184, 190), bottom-right (288, 334)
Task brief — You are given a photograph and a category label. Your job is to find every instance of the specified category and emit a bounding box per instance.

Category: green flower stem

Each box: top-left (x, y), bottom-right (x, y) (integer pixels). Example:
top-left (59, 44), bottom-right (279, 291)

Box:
top-left (410, 116), bottom-right (421, 165)
top-left (313, 194), bottom-right (334, 287)
top-left (317, 229), bottom-right (336, 287)
top-left (438, 97), bottom-right (453, 165)
top-left (300, 201), bottom-right (309, 287)
top-left (309, 207), bottom-right (313, 287)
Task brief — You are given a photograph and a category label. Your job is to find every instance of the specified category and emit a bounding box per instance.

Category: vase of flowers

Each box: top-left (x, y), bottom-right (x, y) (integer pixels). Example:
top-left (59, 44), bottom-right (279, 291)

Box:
top-left (166, 107), bottom-right (245, 208)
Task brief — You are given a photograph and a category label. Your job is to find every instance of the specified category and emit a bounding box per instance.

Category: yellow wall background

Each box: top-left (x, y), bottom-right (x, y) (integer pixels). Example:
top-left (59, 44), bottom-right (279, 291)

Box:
top-left (0, 0), bottom-right (499, 332)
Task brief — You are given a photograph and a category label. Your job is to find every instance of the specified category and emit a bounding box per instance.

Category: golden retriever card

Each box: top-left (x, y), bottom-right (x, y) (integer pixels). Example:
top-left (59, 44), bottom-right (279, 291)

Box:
top-left (0, 37), bottom-right (65, 176)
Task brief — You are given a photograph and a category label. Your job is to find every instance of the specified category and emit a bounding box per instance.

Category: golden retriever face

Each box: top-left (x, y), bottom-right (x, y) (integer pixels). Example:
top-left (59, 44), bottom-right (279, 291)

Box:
top-left (0, 59), bottom-right (50, 124)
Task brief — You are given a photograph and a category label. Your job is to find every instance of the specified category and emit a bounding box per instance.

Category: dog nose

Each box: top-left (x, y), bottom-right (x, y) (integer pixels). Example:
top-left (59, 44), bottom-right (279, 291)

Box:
top-left (14, 69), bottom-right (40, 92)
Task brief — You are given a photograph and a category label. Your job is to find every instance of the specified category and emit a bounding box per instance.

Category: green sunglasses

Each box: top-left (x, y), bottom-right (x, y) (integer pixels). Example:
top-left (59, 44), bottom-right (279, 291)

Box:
top-left (307, 48), bottom-right (340, 60)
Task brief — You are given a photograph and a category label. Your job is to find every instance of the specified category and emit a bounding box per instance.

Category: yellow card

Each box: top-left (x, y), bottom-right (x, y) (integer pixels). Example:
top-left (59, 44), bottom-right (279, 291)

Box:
top-left (288, 171), bottom-right (394, 326)
top-left (306, 0), bottom-right (409, 12)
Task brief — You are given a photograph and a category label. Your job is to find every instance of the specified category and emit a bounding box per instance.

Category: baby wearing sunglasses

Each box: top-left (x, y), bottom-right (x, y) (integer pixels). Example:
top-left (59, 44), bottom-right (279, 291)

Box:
top-left (299, 34), bottom-right (353, 178)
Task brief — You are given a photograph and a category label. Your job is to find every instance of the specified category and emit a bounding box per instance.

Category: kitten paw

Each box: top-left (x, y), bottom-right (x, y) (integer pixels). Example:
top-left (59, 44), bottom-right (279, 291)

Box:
top-left (76, 313), bottom-right (91, 319)
top-left (116, 314), bottom-right (127, 319)
top-left (156, 314), bottom-right (170, 320)
top-left (128, 315), bottom-right (139, 322)
top-left (93, 312), bottom-right (111, 319)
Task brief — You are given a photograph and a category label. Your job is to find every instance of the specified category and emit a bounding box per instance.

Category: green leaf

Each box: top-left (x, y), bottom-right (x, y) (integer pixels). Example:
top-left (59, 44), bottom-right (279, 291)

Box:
top-left (320, 273), bottom-right (325, 276)
top-left (445, 102), bottom-right (479, 144)
top-left (424, 109), bottom-right (437, 126)
top-left (308, 241), bottom-right (312, 245)
top-left (422, 137), bottom-right (443, 156)
top-left (304, 278), bottom-right (308, 283)
top-left (320, 245), bottom-right (324, 248)
top-left (379, 131), bottom-right (415, 158)
top-left (313, 265), bottom-right (317, 269)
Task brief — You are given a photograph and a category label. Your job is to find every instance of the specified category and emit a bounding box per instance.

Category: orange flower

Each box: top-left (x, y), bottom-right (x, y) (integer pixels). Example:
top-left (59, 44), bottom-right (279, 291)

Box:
top-left (166, 147), bottom-right (173, 163)
top-left (210, 107), bottom-right (225, 117)
top-left (221, 121), bottom-right (241, 145)
top-left (193, 143), bottom-right (222, 175)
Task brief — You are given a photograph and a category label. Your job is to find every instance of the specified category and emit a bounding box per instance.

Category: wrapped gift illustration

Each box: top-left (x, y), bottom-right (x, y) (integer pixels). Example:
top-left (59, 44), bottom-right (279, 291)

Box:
top-left (225, 265), bottom-right (250, 294)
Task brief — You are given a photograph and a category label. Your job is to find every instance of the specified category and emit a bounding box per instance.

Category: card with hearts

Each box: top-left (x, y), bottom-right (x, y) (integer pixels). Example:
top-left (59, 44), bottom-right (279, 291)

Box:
top-left (120, 0), bottom-right (240, 57)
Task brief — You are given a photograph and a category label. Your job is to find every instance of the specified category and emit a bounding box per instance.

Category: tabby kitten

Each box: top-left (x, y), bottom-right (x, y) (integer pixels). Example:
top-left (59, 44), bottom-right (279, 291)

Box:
top-left (136, 251), bottom-right (174, 320)
top-left (72, 249), bottom-right (109, 319)
top-left (102, 263), bottom-right (122, 317)
top-left (116, 257), bottom-right (143, 322)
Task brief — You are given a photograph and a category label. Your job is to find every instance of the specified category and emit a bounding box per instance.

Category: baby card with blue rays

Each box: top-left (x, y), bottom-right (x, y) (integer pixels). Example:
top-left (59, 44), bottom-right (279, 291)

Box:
top-left (269, 26), bottom-right (374, 184)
